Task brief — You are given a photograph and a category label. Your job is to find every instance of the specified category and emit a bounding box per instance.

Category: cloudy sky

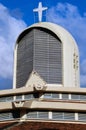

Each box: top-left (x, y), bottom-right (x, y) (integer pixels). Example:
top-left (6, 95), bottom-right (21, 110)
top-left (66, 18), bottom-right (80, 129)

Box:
top-left (0, 0), bottom-right (86, 89)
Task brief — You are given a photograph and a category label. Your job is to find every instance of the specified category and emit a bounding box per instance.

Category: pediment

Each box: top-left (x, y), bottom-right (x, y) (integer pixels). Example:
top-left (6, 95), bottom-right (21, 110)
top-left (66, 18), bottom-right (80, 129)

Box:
top-left (25, 71), bottom-right (46, 89)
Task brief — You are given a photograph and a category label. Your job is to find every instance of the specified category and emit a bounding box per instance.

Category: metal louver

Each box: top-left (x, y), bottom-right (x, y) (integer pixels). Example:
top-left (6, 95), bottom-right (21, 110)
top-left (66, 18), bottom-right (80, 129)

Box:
top-left (52, 112), bottom-right (63, 120)
top-left (0, 96), bottom-right (13, 102)
top-left (16, 95), bottom-right (22, 101)
top-left (38, 111), bottom-right (48, 119)
top-left (27, 111), bottom-right (48, 119)
top-left (16, 30), bottom-right (34, 88)
top-left (16, 27), bottom-right (62, 88)
top-left (0, 111), bottom-right (20, 121)
top-left (78, 113), bottom-right (86, 121)
top-left (71, 94), bottom-right (80, 100)
top-left (80, 95), bottom-right (86, 100)
top-left (62, 94), bottom-right (69, 100)
top-left (34, 28), bottom-right (62, 84)
top-left (63, 112), bottom-right (75, 120)
top-left (52, 112), bottom-right (75, 121)
top-left (24, 94), bottom-right (34, 100)
top-left (27, 111), bottom-right (37, 119)
top-left (44, 93), bottom-right (59, 99)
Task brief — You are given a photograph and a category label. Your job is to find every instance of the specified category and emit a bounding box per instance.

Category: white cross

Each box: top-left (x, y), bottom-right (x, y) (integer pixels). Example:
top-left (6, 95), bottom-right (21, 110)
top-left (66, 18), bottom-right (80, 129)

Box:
top-left (33, 2), bottom-right (48, 22)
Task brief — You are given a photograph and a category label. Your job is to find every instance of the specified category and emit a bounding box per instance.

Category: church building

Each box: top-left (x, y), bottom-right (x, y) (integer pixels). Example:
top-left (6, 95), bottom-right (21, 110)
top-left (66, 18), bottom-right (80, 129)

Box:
top-left (0, 2), bottom-right (86, 130)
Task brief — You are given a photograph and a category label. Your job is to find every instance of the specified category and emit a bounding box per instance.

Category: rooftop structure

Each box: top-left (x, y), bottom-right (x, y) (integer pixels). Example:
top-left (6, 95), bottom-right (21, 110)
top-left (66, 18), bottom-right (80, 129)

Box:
top-left (0, 2), bottom-right (86, 130)
top-left (13, 22), bottom-right (80, 89)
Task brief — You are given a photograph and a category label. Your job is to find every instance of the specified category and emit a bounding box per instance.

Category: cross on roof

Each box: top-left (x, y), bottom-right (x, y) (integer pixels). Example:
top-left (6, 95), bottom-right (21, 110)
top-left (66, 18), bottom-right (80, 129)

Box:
top-left (33, 2), bottom-right (48, 22)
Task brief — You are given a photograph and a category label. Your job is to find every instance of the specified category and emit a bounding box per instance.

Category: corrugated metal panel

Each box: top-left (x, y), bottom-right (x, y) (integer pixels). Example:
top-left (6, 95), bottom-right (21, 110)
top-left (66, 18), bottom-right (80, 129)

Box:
top-left (52, 112), bottom-right (63, 120)
top-left (0, 96), bottom-right (13, 102)
top-left (78, 113), bottom-right (86, 121)
top-left (16, 30), bottom-right (34, 88)
top-left (27, 111), bottom-right (48, 119)
top-left (52, 112), bottom-right (75, 121)
top-left (71, 94), bottom-right (80, 100)
top-left (64, 112), bottom-right (75, 120)
top-left (52, 93), bottom-right (59, 99)
top-left (34, 28), bottom-right (62, 84)
top-left (62, 94), bottom-right (69, 100)
top-left (16, 95), bottom-right (22, 101)
top-left (80, 95), bottom-right (86, 100)
top-left (0, 111), bottom-right (20, 121)
top-left (44, 93), bottom-right (52, 98)
top-left (16, 27), bottom-right (62, 88)
top-left (27, 111), bottom-right (37, 119)
top-left (0, 112), bottom-right (13, 121)
top-left (71, 94), bottom-right (86, 101)
top-left (44, 93), bottom-right (59, 99)
top-left (38, 111), bottom-right (48, 119)
top-left (26, 110), bottom-right (86, 122)
top-left (24, 94), bottom-right (34, 100)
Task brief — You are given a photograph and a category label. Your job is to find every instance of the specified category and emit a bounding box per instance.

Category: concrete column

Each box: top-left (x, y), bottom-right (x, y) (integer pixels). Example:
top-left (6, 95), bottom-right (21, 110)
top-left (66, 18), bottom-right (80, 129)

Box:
top-left (49, 111), bottom-right (52, 119)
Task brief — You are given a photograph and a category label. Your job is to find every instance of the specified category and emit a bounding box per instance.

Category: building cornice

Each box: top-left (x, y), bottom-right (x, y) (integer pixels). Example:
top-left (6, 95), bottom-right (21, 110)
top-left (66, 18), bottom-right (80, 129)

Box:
top-left (0, 86), bottom-right (86, 97)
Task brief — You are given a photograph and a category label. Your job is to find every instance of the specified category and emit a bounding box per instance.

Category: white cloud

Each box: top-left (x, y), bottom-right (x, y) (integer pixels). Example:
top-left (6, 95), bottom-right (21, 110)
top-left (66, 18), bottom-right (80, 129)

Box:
top-left (0, 3), bottom-right (27, 79)
top-left (47, 3), bottom-right (86, 87)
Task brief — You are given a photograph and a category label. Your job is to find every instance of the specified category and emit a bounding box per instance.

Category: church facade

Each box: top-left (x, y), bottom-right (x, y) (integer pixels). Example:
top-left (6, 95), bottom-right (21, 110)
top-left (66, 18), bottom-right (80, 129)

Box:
top-left (13, 22), bottom-right (80, 89)
top-left (0, 2), bottom-right (86, 129)
top-left (0, 22), bottom-right (86, 129)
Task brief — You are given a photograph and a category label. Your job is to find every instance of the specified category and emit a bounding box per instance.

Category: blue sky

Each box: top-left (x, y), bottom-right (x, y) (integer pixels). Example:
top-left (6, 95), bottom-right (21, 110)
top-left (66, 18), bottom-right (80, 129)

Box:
top-left (0, 0), bottom-right (86, 89)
